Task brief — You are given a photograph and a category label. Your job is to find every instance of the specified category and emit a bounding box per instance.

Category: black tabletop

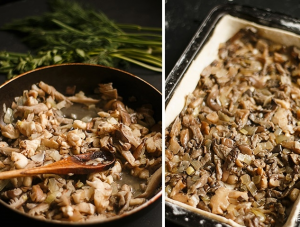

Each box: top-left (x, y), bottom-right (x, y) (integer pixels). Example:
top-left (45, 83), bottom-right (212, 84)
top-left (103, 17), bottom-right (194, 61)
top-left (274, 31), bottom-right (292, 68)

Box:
top-left (0, 0), bottom-right (162, 227)
top-left (166, 0), bottom-right (300, 227)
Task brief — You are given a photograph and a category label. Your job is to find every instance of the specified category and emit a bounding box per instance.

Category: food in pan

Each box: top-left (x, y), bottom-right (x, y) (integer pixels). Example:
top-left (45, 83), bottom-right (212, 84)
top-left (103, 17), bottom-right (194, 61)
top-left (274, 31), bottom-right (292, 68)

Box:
top-left (165, 27), bottom-right (300, 226)
top-left (0, 81), bottom-right (162, 222)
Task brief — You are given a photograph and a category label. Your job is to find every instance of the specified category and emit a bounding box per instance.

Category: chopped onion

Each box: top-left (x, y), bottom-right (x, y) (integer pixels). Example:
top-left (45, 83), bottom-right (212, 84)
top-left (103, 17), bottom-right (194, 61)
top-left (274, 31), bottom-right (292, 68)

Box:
top-left (177, 166), bottom-right (184, 173)
top-left (247, 181), bottom-right (258, 196)
top-left (274, 128), bottom-right (282, 136)
top-left (242, 126), bottom-right (257, 136)
top-left (31, 151), bottom-right (45, 163)
top-left (240, 128), bottom-right (248, 135)
top-left (71, 113), bottom-right (77, 119)
top-left (165, 185), bottom-right (172, 196)
top-left (75, 180), bottom-right (84, 189)
top-left (48, 178), bottom-right (59, 193)
top-left (238, 153), bottom-right (252, 165)
top-left (240, 174), bottom-right (251, 184)
top-left (201, 195), bottom-right (210, 205)
top-left (254, 141), bottom-right (274, 155)
top-left (192, 107), bottom-right (200, 117)
top-left (107, 117), bottom-right (118, 124)
top-left (81, 115), bottom-right (93, 123)
top-left (191, 160), bottom-right (201, 171)
top-left (2, 103), bottom-right (6, 113)
top-left (46, 96), bottom-right (56, 108)
top-left (3, 107), bottom-right (13, 124)
top-left (251, 208), bottom-right (266, 222)
top-left (276, 134), bottom-right (291, 144)
top-left (56, 100), bottom-right (67, 110)
top-left (49, 150), bottom-right (62, 162)
top-left (240, 184), bottom-right (248, 192)
top-left (171, 155), bottom-right (181, 163)
top-left (253, 175), bottom-right (261, 184)
top-left (44, 192), bottom-right (57, 204)
top-left (218, 111), bottom-right (235, 122)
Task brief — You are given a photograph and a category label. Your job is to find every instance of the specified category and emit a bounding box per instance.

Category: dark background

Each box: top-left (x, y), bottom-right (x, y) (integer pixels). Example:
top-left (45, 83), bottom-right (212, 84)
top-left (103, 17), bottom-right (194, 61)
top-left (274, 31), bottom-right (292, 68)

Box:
top-left (0, 0), bottom-right (162, 91)
top-left (166, 0), bottom-right (300, 227)
top-left (0, 0), bottom-right (162, 227)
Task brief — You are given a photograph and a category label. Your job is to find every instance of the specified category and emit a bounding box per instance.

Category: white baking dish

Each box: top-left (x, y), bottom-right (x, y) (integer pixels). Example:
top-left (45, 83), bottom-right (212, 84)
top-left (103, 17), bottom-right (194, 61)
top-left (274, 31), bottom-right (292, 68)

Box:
top-left (165, 4), bottom-right (300, 227)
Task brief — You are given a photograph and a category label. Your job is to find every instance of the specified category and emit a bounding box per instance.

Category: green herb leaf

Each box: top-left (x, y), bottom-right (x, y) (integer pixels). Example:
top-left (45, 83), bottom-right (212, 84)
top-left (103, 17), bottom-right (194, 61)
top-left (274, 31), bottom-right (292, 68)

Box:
top-left (0, 0), bottom-right (162, 79)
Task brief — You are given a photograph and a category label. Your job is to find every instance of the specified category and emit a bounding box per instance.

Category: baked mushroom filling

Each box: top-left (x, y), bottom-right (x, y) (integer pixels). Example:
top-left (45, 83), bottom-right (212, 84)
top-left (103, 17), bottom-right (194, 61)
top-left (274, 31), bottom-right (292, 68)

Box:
top-left (165, 27), bottom-right (300, 227)
top-left (0, 81), bottom-right (161, 222)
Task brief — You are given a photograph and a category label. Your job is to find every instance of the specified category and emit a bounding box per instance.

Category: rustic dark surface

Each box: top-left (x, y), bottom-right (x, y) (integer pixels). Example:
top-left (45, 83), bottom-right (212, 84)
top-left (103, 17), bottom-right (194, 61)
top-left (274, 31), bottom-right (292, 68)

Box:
top-left (0, 1), bottom-right (162, 227)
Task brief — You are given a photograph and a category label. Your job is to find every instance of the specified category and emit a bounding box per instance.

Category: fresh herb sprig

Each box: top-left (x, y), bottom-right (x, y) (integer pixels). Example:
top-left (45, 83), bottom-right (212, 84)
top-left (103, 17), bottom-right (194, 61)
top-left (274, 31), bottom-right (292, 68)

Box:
top-left (0, 0), bottom-right (162, 79)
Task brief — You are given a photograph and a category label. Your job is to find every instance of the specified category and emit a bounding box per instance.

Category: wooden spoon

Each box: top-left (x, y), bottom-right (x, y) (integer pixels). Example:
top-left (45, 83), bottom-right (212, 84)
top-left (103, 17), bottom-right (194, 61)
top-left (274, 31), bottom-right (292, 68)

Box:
top-left (0, 150), bottom-right (115, 180)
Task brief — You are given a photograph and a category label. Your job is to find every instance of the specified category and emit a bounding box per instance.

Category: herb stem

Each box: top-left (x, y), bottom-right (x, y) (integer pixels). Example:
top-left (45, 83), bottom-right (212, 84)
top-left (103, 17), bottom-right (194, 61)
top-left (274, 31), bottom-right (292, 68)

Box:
top-left (0, 0), bottom-right (162, 79)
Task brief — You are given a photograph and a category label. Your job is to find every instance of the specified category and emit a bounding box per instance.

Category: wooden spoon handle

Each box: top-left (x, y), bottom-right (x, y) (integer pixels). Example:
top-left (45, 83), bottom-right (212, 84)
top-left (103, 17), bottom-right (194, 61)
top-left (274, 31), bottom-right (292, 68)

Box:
top-left (0, 151), bottom-right (115, 179)
top-left (0, 158), bottom-right (78, 180)
top-left (0, 168), bottom-right (41, 180)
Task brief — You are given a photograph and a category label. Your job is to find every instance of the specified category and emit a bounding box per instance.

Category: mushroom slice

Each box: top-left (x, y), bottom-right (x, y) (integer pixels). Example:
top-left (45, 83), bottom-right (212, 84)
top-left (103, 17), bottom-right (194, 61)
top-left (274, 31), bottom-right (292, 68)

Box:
top-left (99, 83), bottom-right (118, 99)
top-left (115, 124), bottom-right (141, 148)
top-left (17, 103), bottom-right (48, 115)
top-left (117, 184), bottom-right (132, 214)
top-left (67, 93), bottom-right (100, 105)
top-left (39, 81), bottom-right (70, 103)
top-left (111, 100), bottom-right (131, 126)
top-left (136, 166), bottom-right (162, 199)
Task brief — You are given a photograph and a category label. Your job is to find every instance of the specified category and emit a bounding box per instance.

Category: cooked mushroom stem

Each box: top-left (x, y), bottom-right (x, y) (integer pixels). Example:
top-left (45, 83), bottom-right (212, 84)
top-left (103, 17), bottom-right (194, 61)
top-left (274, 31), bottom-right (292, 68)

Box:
top-left (136, 166), bottom-right (162, 199)
top-left (39, 81), bottom-right (70, 103)
top-left (133, 138), bottom-right (147, 159)
top-left (17, 103), bottom-right (48, 114)
top-left (67, 96), bottom-right (100, 104)
top-left (113, 100), bottom-right (132, 126)
top-left (207, 84), bottom-right (221, 111)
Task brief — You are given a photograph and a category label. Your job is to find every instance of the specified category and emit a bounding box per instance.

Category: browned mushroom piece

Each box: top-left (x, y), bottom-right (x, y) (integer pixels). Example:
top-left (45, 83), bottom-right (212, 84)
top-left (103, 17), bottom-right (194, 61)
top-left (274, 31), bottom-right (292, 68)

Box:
top-left (98, 83), bottom-right (118, 99)
top-left (114, 124), bottom-right (141, 148)
top-left (112, 100), bottom-right (132, 126)
top-left (137, 166), bottom-right (162, 199)
top-left (17, 103), bottom-right (48, 114)
top-left (67, 95), bottom-right (100, 105)
top-left (39, 81), bottom-right (70, 103)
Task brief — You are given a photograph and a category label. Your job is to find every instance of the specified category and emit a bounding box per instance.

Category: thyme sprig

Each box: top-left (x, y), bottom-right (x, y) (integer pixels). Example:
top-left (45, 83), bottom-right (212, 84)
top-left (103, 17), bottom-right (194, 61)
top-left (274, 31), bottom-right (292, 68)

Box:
top-left (0, 0), bottom-right (162, 79)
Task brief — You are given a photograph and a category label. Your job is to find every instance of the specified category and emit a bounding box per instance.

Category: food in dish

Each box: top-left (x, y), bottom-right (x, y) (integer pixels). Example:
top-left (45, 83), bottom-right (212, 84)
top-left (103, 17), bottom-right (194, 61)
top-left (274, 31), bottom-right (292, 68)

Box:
top-left (0, 81), bottom-right (162, 222)
top-left (165, 27), bottom-right (300, 227)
